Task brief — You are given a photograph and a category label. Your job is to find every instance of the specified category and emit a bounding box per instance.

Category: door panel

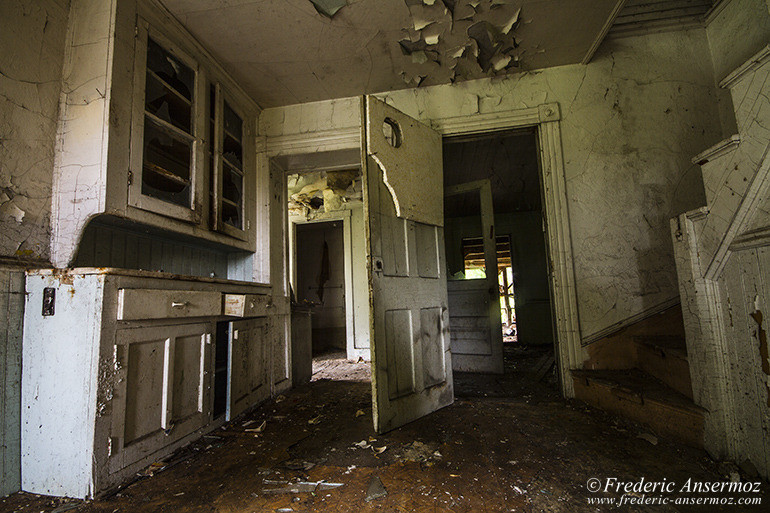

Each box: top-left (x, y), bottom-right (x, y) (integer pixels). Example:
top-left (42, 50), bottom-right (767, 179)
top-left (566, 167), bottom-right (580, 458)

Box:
top-left (228, 318), bottom-right (268, 420)
top-left (363, 96), bottom-right (453, 434)
top-left (445, 180), bottom-right (504, 373)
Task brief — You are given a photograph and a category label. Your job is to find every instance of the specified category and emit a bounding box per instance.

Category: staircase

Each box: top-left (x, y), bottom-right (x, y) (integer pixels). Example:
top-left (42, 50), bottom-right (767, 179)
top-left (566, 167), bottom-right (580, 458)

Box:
top-left (572, 310), bottom-right (705, 447)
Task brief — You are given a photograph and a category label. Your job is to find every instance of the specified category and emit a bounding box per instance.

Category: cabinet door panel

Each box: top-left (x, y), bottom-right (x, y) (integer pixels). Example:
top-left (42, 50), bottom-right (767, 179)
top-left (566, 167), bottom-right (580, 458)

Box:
top-left (228, 318), bottom-right (268, 420)
top-left (110, 322), bottom-right (211, 472)
top-left (124, 338), bottom-right (166, 444)
top-left (172, 333), bottom-right (206, 423)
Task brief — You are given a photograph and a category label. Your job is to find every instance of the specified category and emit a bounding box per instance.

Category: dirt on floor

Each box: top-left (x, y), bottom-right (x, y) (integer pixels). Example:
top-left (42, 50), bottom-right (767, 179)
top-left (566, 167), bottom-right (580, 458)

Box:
top-left (3, 347), bottom-right (768, 513)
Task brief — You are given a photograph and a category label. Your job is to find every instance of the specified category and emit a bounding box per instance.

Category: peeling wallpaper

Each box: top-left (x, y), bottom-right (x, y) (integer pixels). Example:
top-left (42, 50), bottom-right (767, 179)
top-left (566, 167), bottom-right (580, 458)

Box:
top-left (0, 0), bottom-right (70, 262)
top-left (261, 28), bottom-right (725, 340)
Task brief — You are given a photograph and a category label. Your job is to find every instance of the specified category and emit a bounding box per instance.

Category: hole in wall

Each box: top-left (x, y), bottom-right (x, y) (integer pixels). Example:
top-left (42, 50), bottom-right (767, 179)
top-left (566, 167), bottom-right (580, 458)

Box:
top-left (382, 118), bottom-right (402, 148)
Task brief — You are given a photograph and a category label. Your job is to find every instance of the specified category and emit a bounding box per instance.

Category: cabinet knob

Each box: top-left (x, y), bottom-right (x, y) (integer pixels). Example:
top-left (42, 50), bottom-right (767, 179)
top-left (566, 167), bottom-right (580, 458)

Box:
top-left (171, 301), bottom-right (189, 308)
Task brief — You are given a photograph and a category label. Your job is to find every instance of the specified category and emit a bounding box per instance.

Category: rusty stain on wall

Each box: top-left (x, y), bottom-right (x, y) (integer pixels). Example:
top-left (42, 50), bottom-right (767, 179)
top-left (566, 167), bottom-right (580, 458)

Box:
top-left (750, 308), bottom-right (770, 407)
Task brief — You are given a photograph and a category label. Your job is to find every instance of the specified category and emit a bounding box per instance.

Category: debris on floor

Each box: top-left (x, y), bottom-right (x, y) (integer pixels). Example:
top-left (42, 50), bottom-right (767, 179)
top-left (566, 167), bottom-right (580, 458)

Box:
top-left (137, 461), bottom-right (166, 477)
top-left (3, 352), bottom-right (768, 512)
top-left (261, 480), bottom-right (344, 495)
top-left (397, 441), bottom-right (442, 465)
top-left (364, 476), bottom-right (387, 502)
top-left (637, 432), bottom-right (659, 445)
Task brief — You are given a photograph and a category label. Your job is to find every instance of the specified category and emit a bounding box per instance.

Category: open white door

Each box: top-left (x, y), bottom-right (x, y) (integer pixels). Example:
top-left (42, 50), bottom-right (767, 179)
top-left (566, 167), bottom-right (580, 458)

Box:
top-left (362, 96), bottom-right (453, 434)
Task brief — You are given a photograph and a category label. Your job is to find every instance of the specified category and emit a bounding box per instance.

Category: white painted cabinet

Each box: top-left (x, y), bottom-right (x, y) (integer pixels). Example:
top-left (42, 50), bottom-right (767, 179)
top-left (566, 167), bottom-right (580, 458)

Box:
top-left (228, 318), bottom-right (269, 420)
top-left (21, 269), bottom-right (279, 498)
top-left (50, 0), bottom-right (261, 268)
top-left (109, 323), bottom-right (211, 473)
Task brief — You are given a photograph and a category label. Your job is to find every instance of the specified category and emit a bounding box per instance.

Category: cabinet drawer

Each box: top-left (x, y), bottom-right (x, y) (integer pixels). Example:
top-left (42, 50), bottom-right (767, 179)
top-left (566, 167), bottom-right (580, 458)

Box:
top-left (224, 293), bottom-right (270, 317)
top-left (117, 289), bottom-right (222, 320)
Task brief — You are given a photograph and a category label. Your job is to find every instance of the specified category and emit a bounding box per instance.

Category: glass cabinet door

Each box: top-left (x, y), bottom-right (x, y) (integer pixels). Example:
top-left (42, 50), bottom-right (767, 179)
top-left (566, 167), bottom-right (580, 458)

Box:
top-left (128, 19), bottom-right (251, 242)
top-left (129, 22), bottom-right (203, 223)
top-left (209, 86), bottom-right (248, 240)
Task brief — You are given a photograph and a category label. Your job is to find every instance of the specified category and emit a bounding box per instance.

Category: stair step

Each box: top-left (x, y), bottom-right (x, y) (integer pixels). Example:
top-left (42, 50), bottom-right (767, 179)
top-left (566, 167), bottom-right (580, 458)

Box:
top-left (634, 335), bottom-right (688, 357)
top-left (633, 336), bottom-right (692, 398)
top-left (571, 369), bottom-right (705, 447)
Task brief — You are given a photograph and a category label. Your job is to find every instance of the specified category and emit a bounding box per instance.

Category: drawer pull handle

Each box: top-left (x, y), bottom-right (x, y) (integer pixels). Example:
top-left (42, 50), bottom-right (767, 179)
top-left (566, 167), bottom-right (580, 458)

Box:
top-left (171, 301), bottom-right (189, 308)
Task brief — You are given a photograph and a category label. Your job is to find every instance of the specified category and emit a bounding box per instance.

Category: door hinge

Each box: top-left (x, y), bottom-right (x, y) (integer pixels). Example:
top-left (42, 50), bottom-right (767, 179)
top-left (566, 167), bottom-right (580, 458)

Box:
top-left (127, 170), bottom-right (133, 186)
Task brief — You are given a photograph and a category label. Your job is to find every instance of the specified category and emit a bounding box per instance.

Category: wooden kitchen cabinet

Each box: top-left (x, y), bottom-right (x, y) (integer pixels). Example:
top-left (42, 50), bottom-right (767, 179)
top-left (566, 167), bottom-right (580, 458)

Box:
top-left (50, 0), bottom-right (262, 268)
top-left (227, 318), bottom-right (269, 420)
top-left (21, 268), bottom-right (278, 498)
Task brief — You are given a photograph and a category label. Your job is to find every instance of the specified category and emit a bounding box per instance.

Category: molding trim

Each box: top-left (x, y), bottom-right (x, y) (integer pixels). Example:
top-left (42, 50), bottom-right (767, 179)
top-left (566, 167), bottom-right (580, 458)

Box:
top-left (705, 141), bottom-right (770, 280)
top-left (581, 296), bottom-right (680, 345)
top-left (431, 106), bottom-right (541, 135)
top-left (719, 44), bottom-right (770, 90)
top-left (692, 135), bottom-right (740, 165)
top-left (538, 118), bottom-right (582, 398)
top-left (583, 0), bottom-right (627, 64)
top-left (704, 0), bottom-right (733, 26)
top-left (730, 225), bottom-right (770, 252)
top-left (685, 206), bottom-right (710, 222)
top-left (265, 127), bottom-right (360, 156)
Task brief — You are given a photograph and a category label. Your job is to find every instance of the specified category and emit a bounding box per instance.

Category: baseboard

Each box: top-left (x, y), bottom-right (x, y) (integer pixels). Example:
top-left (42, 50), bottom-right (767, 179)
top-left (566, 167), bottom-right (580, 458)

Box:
top-left (581, 297), bottom-right (680, 346)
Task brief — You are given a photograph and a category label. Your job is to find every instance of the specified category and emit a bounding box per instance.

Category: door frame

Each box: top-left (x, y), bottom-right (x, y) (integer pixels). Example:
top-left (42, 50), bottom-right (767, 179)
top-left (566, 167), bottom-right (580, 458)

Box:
top-left (433, 103), bottom-right (580, 397)
top-left (265, 101), bottom-right (581, 397)
top-left (289, 211), bottom-right (361, 361)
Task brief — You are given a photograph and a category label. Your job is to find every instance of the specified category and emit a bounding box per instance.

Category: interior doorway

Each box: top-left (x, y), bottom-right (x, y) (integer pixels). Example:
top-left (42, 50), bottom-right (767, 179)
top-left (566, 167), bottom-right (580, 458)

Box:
top-left (443, 129), bottom-right (558, 398)
top-left (295, 221), bottom-right (346, 358)
top-left (280, 159), bottom-right (372, 384)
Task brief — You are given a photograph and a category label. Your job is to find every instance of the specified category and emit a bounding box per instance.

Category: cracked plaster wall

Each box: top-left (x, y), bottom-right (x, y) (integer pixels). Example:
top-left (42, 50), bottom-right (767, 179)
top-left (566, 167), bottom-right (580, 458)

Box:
top-left (261, 28), bottom-right (724, 341)
top-left (0, 0), bottom-right (70, 262)
top-left (706, 0), bottom-right (770, 83)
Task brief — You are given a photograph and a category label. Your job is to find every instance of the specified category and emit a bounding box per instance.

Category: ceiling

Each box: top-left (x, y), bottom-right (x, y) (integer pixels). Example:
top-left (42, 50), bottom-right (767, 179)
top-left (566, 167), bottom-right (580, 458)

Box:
top-left (609, 0), bottom-right (713, 37)
top-left (162, 0), bottom-right (623, 108)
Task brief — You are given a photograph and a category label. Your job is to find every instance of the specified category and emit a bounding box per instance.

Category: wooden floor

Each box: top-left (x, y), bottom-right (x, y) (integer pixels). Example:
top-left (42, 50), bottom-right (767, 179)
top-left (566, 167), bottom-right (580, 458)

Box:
top-left (3, 350), bottom-right (768, 512)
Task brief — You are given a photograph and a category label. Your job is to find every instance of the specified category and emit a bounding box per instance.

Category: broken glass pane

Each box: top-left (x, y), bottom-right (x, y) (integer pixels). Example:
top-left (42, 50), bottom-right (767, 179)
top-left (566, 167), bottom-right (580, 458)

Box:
top-left (222, 162), bottom-right (243, 205)
top-left (222, 199), bottom-right (241, 229)
top-left (142, 117), bottom-right (192, 207)
top-left (223, 101), bottom-right (242, 143)
top-left (145, 71), bottom-right (191, 132)
top-left (146, 38), bottom-right (193, 102)
top-left (223, 102), bottom-right (243, 169)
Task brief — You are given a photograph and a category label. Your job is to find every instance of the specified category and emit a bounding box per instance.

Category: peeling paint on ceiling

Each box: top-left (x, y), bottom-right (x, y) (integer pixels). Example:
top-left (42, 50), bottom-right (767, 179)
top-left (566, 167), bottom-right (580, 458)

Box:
top-left (308, 0), bottom-right (348, 18)
top-left (162, 0), bottom-right (622, 107)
